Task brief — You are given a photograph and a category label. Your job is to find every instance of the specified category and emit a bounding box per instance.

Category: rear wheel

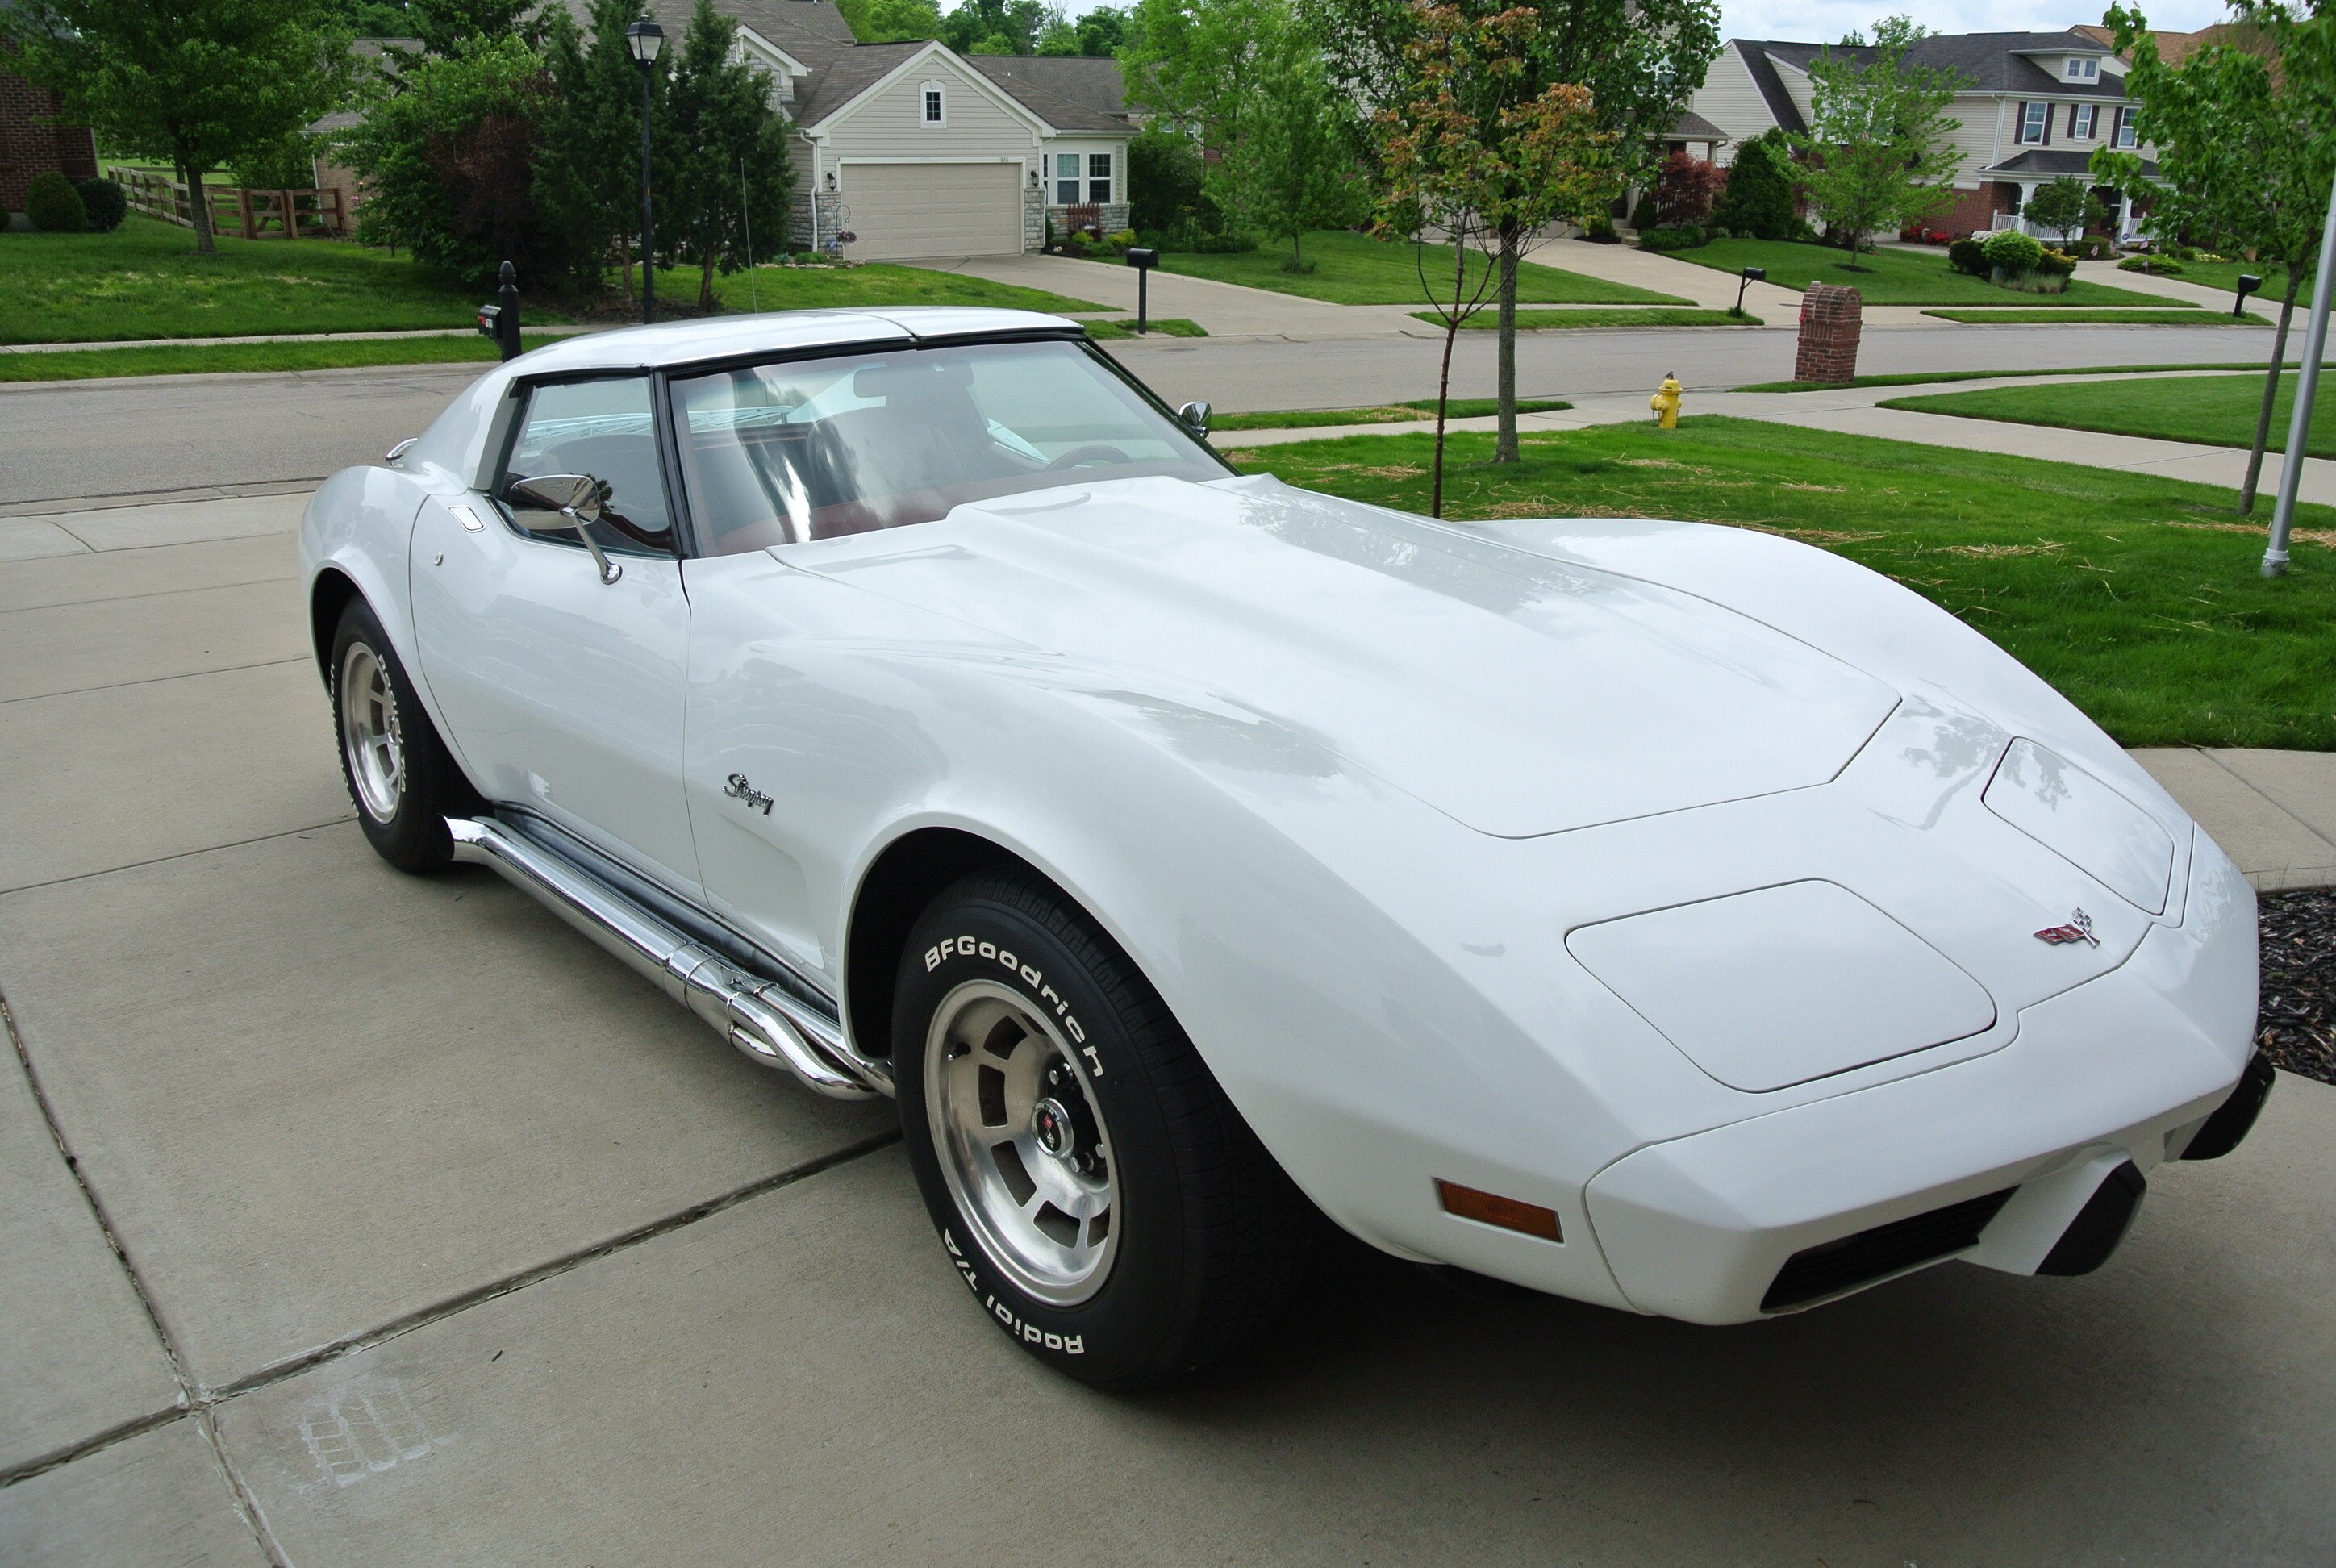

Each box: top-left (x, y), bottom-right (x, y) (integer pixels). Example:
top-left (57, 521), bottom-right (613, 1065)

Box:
top-left (330, 598), bottom-right (478, 873)
top-left (894, 868), bottom-right (1316, 1390)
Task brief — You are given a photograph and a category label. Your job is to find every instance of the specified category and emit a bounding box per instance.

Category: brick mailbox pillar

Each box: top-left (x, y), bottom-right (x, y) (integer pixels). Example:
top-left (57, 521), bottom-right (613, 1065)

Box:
top-left (1794, 282), bottom-right (1863, 384)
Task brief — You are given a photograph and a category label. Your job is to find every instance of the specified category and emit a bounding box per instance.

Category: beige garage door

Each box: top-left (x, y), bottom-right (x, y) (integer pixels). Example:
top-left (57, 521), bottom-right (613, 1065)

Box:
top-left (842, 163), bottom-right (1022, 260)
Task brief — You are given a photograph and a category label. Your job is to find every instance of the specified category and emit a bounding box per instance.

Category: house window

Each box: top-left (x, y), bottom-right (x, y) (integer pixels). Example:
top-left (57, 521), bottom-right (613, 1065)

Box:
top-left (921, 83), bottom-right (945, 126)
top-left (2063, 56), bottom-right (2098, 80)
top-left (2071, 102), bottom-right (2096, 139)
top-left (2019, 102), bottom-right (2048, 144)
top-left (1087, 152), bottom-right (1112, 204)
top-left (2115, 107), bottom-right (2138, 148)
top-left (1054, 152), bottom-right (1080, 204)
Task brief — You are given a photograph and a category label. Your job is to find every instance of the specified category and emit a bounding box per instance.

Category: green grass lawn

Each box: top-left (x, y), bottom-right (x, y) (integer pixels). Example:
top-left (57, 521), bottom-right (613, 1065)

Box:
top-left (0, 333), bottom-right (575, 381)
top-left (1080, 316), bottom-right (1206, 339)
top-left (1228, 416), bottom-right (2336, 749)
top-left (0, 219), bottom-right (1103, 346)
top-left (2142, 256), bottom-right (2312, 298)
top-left (1210, 398), bottom-right (1571, 432)
top-left (1672, 238), bottom-right (2181, 307)
top-left (1882, 371), bottom-right (2336, 458)
top-left (1923, 307), bottom-right (2257, 325)
top-left (1736, 359), bottom-right (2310, 392)
top-left (1417, 307), bottom-right (1761, 330)
top-left (1152, 230), bottom-right (1690, 306)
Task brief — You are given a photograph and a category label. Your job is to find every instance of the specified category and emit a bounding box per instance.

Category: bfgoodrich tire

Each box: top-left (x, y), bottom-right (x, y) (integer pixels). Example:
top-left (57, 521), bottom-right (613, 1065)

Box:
top-left (895, 868), bottom-right (1316, 1390)
top-left (329, 598), bottom-right (479, 874)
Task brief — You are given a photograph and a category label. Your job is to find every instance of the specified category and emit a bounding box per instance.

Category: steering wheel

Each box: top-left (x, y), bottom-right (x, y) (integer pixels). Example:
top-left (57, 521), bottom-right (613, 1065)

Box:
top-left (1045, 444), bottom-right (1133, 472)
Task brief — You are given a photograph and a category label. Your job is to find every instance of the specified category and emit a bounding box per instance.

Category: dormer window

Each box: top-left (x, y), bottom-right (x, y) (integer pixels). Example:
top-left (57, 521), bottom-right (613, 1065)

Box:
top-left (2064, 56), bottom-right (2099, 80)
top-left (921, 83), bottom-right (945, 126)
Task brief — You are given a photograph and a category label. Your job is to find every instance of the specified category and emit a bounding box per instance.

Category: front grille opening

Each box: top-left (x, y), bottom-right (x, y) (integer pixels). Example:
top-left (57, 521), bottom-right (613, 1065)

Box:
top-left (1762, 1187), bottom-right (2017, 1312)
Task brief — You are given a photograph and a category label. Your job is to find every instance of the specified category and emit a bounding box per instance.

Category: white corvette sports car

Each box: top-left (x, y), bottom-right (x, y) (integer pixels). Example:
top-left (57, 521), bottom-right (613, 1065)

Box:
top-left (303, 307), bottom-right (2271, 1388)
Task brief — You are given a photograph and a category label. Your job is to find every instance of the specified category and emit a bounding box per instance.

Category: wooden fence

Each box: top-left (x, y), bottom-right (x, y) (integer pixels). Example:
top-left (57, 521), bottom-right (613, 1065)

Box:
top-left (115, 169), bottom-right (349, 239)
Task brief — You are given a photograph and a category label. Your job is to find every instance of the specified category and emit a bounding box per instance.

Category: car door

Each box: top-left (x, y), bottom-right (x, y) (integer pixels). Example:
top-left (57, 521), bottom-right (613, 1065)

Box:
top-left (410, 372), bottom-right (703, 898)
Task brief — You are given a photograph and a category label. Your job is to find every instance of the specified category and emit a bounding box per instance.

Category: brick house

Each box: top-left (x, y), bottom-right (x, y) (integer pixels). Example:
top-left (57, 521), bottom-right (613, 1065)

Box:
top-left (1692, 30), bottom-right (2163, 240)
top-left (2, 45), bottom-right (98, 223)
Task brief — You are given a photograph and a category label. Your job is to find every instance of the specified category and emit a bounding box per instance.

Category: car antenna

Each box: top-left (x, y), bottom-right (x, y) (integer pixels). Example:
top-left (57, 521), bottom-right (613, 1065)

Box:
top-left (740, 155), bottom-right (758, 313)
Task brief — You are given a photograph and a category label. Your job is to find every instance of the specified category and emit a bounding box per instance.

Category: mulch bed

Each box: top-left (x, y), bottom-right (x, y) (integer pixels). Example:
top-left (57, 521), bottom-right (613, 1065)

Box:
top-left (2259, 887), bottom-right (2336, 1086)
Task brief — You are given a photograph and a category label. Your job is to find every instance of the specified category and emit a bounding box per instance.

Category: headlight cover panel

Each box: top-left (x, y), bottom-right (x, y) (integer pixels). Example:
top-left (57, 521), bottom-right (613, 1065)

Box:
top-left (1566, 879), bottom-right (1998, 1093)
top-left (1982, 739), bottom-right (2175, 915)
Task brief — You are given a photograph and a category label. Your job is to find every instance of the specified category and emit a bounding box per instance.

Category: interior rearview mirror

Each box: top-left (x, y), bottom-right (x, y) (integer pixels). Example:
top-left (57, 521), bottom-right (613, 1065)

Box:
top-left (1178, 400), bottom-right (1212, 438)
top-left (502, 472), bottom-right (622, 583)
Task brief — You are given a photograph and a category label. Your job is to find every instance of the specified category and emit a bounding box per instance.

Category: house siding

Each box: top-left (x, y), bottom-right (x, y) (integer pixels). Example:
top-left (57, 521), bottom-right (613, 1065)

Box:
top-left (1694, 46), bottom-right (1778, 165)
top-left (820, 52), bottom-right (1038, 164)
top-left (1770, 55), bottom-right (1817, 129)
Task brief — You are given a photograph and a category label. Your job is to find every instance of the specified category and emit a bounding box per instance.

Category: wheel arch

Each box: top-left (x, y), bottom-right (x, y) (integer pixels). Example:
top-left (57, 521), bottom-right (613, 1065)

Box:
top-left (843, 826), bottom-right (1027, 1063)
top-left (309, 566), bottom-right (363, 682)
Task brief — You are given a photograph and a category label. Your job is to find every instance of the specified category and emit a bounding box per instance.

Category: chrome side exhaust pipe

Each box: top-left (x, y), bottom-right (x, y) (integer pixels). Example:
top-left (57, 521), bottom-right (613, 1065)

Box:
top-left (446, 816), bottom-right (885, 1101)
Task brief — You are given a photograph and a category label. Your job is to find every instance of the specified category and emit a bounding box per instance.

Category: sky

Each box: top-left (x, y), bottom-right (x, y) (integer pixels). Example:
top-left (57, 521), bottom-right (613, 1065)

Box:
top-left (1715, 0), bottom-right (2236, 44)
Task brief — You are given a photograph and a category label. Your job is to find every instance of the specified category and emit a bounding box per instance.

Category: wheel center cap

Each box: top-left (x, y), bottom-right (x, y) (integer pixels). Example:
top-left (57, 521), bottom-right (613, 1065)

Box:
top-left (1032, 1097), bottom-right (1077, 1159)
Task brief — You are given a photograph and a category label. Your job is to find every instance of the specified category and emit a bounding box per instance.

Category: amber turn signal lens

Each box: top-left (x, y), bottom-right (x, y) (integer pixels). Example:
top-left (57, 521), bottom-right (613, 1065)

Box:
top-left (1436, 1179), bottom-right (1562, 1242)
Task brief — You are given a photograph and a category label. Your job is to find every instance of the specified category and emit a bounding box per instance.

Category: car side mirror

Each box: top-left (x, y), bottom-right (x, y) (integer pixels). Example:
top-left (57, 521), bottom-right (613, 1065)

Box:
top-left (503, 472), bottom-right (623, 584)
top-left (1177, 400), bottom-right (1211, 438)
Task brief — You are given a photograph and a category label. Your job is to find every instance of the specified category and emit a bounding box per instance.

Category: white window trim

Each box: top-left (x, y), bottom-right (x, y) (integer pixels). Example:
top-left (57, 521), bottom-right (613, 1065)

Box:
top-left (920, 81), bottom-right (945, 128)
top-left (1087, 150), bottom-right (1113, 205)
top-left (2115, 108), bottom-right (2138, 148)
top-left (2072, 102), bottom-right (2096, 139)
top-left (2020, 102), bottom-right (2049, 144)
top-left (2063, 56), bottom-right (2098, 80)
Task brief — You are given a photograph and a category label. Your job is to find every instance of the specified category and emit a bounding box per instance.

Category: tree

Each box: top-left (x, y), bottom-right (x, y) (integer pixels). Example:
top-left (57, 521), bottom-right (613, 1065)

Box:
top-left (666, 0), bottom-right (795, 310)
top-left (851, 0), bottom-right (942, 41)
top-left (407, 0), bottom-right (540, 55)
top-left (340, 32), bottom-right (575, 284)
top-left (1787, 16), bottom-right (1963, 256)
top-left (1, 0), bottom-right (351, 254)
top-left (1123, 0), bottom-right (1285, 148)
top-left (1074, 5), bottom-right (1129, 55)
top-left (1128, 123), bottom-right (1214, 236)
top-left (1312, 0), bottom-right (1717, 462)
top-left (1370, 2), bottom-right (1619, 515)
top-left (1708, 126), bottom-right (1794, 238)
top-left (939, 0), bottom-right (1047, 54)
top-left (2023, 177), bottom-right (2099, 245)
top-left (2097, 1), bottom-right (2336, 515)
top-left (1653, 151), bottom-right (1724, 227)
top-left (1214, 38), bottom-right (1358, 269)
top-left (537, 0), bottom-right (674, 303)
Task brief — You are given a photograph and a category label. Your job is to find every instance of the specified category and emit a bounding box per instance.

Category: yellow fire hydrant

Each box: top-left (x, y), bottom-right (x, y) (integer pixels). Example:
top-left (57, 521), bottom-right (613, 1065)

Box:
top-left (1650, 373), bottom-right (1683, 430)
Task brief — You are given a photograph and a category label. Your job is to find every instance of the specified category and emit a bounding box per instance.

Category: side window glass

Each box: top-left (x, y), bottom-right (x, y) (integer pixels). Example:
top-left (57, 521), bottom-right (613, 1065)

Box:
top-left (503, 377), bottom-right (675, 553)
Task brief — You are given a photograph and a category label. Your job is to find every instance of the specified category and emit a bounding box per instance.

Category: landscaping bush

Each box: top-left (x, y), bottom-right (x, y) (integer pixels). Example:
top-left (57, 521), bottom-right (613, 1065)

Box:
top-left (1981, 229), bottom-right (2045, 273)
top-left (1583, 214), bottom-right (1620, 244)
top-left (2119, 253), bottom-right (2186, 275)
top-left (73, 177), bottom-right (127, 233)
top-left (2036, 247), bottom-right (2079, 277)
top-left (1708, 127), bottom-right (1795, 240)
top-left (25, 171), bottom-right (90, 232)
top-left (1637, 224), bottom-right (1706, 252)
top-left (1652, 152), bottom-right (1725, 229)
top-left (1629, 193), bottom-right (1660, 230)
top-left (1947, 236), bottom-right (1989, 276)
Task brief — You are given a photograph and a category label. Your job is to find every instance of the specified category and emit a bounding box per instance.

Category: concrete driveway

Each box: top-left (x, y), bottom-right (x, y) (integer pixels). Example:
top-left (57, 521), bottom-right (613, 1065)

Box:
top-left (2, 486), bottom-right (2333, 1563)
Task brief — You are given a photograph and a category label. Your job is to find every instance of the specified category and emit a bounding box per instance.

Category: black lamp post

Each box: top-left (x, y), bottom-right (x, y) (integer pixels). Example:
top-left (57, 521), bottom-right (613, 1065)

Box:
top-left (626, 18), bottom-right (665, 325)
top-left (1734, 265), bottom-right (1767, 317)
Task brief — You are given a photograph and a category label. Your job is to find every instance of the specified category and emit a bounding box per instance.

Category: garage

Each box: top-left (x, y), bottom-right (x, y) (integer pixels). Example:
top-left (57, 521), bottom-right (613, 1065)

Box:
top-left (840, 162), bottom-right (1023, 260)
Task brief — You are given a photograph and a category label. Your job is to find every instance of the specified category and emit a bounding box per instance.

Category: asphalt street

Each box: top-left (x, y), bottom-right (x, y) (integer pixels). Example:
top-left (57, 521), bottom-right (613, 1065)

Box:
top-left (0, 319), bottom-right (2287, 509)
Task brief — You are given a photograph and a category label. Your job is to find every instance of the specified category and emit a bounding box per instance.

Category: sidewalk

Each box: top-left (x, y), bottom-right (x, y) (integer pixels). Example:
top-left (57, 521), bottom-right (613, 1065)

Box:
top-left (1216, 367), bottom-right (2336, 507)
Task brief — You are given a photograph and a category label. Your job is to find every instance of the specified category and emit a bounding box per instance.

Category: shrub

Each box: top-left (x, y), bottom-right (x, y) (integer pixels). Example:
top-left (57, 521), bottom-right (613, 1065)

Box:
top-left (1652, 152), bottom-right (1725, 228)
top-left (1709, 128), bottom-right (1795, 240)
top-left (1629, 193), bottom-right (1660, 230)
top-left (1583, 213), bottom-right (1620, 244)
top-left (1128, 126), bottom-right (1207, 236)
top-left (25, 171), bottom-right (89, 232)
top-left (1947, 236), bottom-right (1989, 276)
top-left (2119, 253), bottom-right (2186, 275)
top-left (2036, 247), bottom-right (2078, 277)
top-left (74, 177), bottom-right (127, 233)
top-left (1637, 224), bottom-right (1706, 252)
top-left (1103, 229), bottom-right (1137, 252)
top-left (1981, 229), bottom-right (2045, 274)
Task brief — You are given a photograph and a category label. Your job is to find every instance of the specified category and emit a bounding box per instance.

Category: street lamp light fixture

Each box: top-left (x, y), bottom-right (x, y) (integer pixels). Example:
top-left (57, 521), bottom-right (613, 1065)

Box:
top-left (1734, 265), bottom-right (1767, 318)
top-left (626, 19), bottom-right (664, 324)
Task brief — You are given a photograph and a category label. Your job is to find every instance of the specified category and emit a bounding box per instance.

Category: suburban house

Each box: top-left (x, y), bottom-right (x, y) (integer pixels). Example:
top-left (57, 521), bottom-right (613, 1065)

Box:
top-left (1691, 29), bottom-right (2162, 239)
top-left (1, 43), bottom-right (98, 224)
top-left (632, 0), bottom-right (1135, 260)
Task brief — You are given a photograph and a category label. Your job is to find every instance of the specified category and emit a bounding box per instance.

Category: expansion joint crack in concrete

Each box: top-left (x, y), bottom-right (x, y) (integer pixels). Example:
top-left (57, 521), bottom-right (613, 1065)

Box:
top-left (0, 816), bottom-right (361, 899)
top-left (0, 991), bottom-right (290, 1564)
top-left (0, 657), bottom-right (312, 709)
top-left (0, 573), bottom-right (301, 617)
top-left (2196, 747), bottom-right (2336, 855)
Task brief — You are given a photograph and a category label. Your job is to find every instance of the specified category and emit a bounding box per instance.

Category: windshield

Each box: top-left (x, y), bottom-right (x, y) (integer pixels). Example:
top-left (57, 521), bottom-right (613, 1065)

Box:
top-left (670, 339), bottom-right (1229, 554)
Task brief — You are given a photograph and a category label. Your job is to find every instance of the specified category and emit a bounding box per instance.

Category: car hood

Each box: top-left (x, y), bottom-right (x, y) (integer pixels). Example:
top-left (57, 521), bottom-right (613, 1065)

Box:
top-left (785, 475), bottom-right (1900, 837)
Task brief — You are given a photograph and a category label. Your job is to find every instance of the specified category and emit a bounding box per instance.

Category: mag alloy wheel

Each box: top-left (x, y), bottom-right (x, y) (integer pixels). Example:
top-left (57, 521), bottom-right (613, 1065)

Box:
top-left (337, 640), bottom-right (406, 824)
top-left (925, 978), bottom-right (1118, 1306)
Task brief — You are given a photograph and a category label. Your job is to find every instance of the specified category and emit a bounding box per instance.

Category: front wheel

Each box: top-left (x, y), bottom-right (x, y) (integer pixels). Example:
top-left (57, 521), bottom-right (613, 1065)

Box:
top-left (329, 598), bottom-right (478, 873)
top-left (894, 868), bottom-right (1316, 1390)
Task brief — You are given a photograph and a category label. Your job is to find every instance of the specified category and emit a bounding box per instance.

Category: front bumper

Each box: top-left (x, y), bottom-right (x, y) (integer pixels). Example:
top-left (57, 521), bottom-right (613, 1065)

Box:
top-left (1581, 853), bottom-right (2260, 1324)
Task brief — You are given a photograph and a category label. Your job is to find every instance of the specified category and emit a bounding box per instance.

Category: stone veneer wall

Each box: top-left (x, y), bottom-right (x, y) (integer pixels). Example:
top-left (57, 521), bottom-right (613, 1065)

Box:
top-left (1045, 202), bottom-right (1131, 240)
